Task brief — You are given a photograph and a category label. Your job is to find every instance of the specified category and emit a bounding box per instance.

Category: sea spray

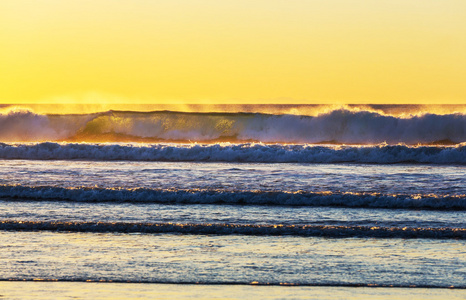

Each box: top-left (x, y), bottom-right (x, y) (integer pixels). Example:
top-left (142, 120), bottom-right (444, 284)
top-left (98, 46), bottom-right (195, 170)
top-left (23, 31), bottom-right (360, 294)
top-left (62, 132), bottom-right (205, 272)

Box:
top-left (0, 108), bottom-right (465, 144)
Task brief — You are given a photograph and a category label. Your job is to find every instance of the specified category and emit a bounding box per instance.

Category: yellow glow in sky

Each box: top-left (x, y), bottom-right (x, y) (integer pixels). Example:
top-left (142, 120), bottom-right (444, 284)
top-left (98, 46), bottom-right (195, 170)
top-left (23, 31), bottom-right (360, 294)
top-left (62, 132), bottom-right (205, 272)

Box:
top-left (1, 0), bottom-right (465, 104)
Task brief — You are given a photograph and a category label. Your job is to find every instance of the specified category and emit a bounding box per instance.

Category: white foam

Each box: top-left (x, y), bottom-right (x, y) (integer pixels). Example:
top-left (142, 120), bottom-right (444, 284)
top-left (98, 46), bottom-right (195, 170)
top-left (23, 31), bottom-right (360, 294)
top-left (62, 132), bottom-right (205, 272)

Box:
top-left (0, 109), bottom-right (465, 144)
top-left (1, 185), bottom-right (464, 210)
top-left (0, 142), bottom-right (465, 164)
top-left (1, 220), bottom-right (464, 239)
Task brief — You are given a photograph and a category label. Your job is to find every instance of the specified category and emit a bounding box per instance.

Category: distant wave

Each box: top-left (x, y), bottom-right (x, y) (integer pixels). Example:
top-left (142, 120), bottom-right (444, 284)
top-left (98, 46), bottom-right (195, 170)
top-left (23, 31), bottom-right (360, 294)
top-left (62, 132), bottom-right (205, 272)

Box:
top-left (1, 220), bottom-right (464, 239)
top-left (1, 185), bottom-right (465, 210)
top-left (0, 108), bottom-right (465, 144)
top-left (1, 142), bottom-right (465, 164)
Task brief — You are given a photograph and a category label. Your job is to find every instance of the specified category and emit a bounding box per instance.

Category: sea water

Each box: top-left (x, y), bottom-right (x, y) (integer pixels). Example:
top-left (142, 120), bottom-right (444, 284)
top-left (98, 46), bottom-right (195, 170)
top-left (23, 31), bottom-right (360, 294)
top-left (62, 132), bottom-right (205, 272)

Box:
top-left (0, 105), bottom-right (465, 298)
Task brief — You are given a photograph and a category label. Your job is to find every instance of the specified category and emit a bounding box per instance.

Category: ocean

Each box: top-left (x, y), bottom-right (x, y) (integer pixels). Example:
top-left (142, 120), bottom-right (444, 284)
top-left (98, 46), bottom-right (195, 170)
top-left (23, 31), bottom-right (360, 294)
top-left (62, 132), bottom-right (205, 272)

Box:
top-left (0, 104), bottom-right (465, 299)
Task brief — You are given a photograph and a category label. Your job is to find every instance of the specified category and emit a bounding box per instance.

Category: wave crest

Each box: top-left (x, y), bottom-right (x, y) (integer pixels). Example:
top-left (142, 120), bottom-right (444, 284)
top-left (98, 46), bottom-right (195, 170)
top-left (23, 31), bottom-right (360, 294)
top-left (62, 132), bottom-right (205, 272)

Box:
top-left (1, 220), bottom-right (464, 239)
top-left (0, 109), bottom-right (465, 144)
top-left (1, 185), bottom-right (465, 210)
top-left (1, 142), bottom-right (465, 164)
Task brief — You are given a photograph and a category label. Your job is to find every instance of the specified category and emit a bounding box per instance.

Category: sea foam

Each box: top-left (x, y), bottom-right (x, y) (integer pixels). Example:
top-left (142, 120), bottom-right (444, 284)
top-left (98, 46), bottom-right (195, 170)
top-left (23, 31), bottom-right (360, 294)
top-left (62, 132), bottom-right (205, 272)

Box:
top-left (1, 185), bottom-right (464, 210)
top-left (1, 220), bottom-right (464, 239)
top-left (0, 109), bottom-right (465, 144)
top-left (0, 142), bottom-right (465, 164)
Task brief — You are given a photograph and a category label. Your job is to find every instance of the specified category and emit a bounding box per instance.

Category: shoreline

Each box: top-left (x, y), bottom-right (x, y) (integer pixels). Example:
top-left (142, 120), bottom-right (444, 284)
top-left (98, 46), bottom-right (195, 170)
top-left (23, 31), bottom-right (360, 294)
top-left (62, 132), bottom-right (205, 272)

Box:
top-left (1, 282), bottom-right (465, 300)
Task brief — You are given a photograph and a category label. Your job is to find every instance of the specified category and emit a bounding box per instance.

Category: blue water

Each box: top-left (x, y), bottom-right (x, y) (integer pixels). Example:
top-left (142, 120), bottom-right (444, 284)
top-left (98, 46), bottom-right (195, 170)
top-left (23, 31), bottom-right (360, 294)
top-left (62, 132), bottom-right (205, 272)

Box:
top-left (1, 159), bottom-right (465, 287)
top-left (1, 105), bottom-right (465, 289)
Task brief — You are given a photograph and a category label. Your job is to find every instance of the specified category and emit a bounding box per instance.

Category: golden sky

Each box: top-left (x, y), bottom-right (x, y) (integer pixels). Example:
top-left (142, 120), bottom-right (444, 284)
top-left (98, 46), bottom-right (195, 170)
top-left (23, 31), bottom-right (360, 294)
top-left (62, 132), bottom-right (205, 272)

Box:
top-left (1, 0), bottom-right (465, 104)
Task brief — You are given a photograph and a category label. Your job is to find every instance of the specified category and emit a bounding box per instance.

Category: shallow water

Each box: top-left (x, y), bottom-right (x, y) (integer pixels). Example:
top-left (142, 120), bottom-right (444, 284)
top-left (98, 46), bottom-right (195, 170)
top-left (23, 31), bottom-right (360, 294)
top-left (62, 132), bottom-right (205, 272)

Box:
top-left (1, 232), bottom-right (465, 287)
top-left (1, 160), bottom-right (466, 195)
top-left (0, 158), bottom-right (465, 289)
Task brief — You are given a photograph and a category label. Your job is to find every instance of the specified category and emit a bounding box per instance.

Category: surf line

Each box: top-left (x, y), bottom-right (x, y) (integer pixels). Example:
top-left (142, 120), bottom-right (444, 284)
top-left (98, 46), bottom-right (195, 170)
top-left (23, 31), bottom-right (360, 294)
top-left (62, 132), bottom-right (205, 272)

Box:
top-left (1, 221), bottom-right (464, 239)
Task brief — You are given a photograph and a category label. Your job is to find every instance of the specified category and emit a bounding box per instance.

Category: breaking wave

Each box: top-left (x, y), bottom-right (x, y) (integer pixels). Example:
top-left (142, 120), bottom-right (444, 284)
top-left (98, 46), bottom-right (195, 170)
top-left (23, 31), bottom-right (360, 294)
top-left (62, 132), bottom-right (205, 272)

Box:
top-left (1, 185), bottom-right (465, 210)
top-left (1, 220), bottom-right (464, 239)
top-left (0, 108), bottom-right (465, 144)
top-left (1, 142), bottom-right (465, 164)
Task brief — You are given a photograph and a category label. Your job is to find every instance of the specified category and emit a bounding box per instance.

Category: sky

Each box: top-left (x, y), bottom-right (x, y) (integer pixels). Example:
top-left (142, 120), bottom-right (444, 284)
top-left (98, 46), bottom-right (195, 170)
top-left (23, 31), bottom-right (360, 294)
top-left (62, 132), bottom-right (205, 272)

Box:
top-left (1, 0), bottom-right (465, 105)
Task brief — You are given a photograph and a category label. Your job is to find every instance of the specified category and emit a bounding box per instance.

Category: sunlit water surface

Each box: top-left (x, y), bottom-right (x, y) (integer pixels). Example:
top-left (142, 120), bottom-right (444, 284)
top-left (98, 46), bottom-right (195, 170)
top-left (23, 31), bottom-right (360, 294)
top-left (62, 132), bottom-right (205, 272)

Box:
top-left (1, 158), bottom-right (465, 297)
